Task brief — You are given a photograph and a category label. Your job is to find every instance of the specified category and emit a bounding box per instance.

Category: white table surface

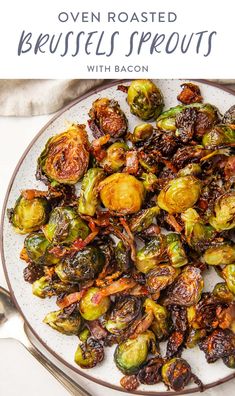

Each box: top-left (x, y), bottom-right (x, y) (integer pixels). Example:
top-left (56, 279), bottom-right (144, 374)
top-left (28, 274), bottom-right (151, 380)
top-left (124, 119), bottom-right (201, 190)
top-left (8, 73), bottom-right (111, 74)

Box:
top-left (0, 114), bottom-right (234, 396)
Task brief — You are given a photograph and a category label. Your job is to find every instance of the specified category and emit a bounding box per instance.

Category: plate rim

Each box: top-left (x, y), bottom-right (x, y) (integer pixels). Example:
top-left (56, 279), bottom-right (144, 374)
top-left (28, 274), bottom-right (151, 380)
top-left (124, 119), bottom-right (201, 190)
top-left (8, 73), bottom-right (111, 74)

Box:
top-left (1, 79), bottom-right (235, 395)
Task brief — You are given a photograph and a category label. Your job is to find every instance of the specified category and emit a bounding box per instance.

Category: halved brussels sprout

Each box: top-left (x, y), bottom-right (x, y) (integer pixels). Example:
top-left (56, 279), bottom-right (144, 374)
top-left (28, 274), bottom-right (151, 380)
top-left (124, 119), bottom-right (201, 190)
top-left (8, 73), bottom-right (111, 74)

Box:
top-left (99, 173), bottom-right (145, 214)
top-left (9, 194), bottom-right (50, 234)
top-left (32, 275), bottom-right (77, 298)
top-left (104, 297), bottom-right (141, 334)
top-left (24, 232), bottom-right (60, 266)
top-left (37, 124), bottom-right (89, 185)
top-left (131, 123), bottom-right (154, 143)
top-left (55, 246), bottom-right (105, 283)
top-left (88, 98), bottom-right (128, 138)
top-left (100, 142), bottom-right (129, 172)
top-left (74, 338), bottom-right (104, 368)
top-left (186, 329), bottom-right (207, 348)
top-left (209, 193), bottom-right (235, 231)
top-left (163, 266), bottom-right (204, 306)
top-left (204, 243), bottom-right (235, 266)
top-left (166, 233), bottom-right (188, 268)
top-left (157, 105), bottom-right (184, 131)
top-left (78, 168), bottom-right (105, 216)
top-left (79, 287), bottom-right (110, 321)
top-left (212, 282), bottom-right (234, 302)
top-left (223, 105), bottom-right (235, 124)
top-left (181, 208), bottom-right (216, 251)
top-left (146, 265), bottom-right (180, 294)
top-left (157, 176), bottom-right (201, 214)
top-left (136, 236), bottom-right (167, 273)
top-left (144, 299), bottom-right (171, 341)
top-left (43, 308), bottom-right (83, 335)
top-left (114, 241), bottom-right (130, 273)
top-left (129, 206), bottom-right (160, 233)
top-left (127, 79), bottom-right (164, 121)
top-left (43, 207), bottom-right (89, 245)
top-left (141, 172), bottom-right (158, 192)
top-left (161, 358), bottom-right (193, 391)
top-left (202, 124), bottom-right (235, 148)
top-left (222, 265), bottom-right (235, 295)
top-left (114, 330), bottom-right (156, 375)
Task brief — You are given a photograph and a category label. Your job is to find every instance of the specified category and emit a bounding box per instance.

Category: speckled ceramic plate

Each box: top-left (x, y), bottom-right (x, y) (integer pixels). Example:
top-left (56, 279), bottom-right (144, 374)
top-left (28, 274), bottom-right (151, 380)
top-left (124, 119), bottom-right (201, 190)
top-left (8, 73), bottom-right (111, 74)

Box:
top-left (1, 80), bottom-right (235, 395)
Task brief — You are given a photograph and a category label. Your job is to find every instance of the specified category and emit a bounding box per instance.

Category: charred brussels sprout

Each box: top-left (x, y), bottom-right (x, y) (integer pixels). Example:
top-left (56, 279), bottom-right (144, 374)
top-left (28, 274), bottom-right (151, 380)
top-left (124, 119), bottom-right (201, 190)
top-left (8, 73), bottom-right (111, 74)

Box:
top-left (144, 299), bottom-right (170, 340)
top-left (55, 246), bottom-right (105, 283)
top-left (43, 308), bottom-right (83, 335)
top-left (222, 265), bottom-right (235, 295)
top-left (104, 297), bottom-right (141, 334)
top-left (88, 98), bottom-right (128, 138)
top-left (131, 123), bottom-right (154, 143)
top-left (204, 243), bottom-right (235, 266)
top-left (212, 282), bottom-right (234, 302)
top-left (223, 105), bottom-right (235, 124)
top-left (78, 168), bottom-right (105, 216)
top-left (74, 338), bottom-right (104, 368)
top-left (100, 142), bottom-right (128, 172)
top-left (157, 105), bottom-right (183, 131)
top-left (146, 265), bottom-right (180, 294)
top-left (32, 276), bottom-right (77, 298)
top-left (157, 176), bottom-right (201, 214)
top-left (186, 329), bottom-right (207, 348)
top-left (43, 207), bottom-right (89, 245)
top-left (209, 193), bottom-right (235, 231)
top-left (9, 195), bottom-right (50, 234)
top-left (164, 266), bottom-right (204, 306)
top-left (114, 241), bottom-right (130, 273)
top-left (99, 173), bottom-right (145, 214)
top-left (24, 232), bottom-right (60, 266)
top-left (129, 206), bottom-right (160, 233)
top-left (37, 124), bottom-right (89, 185)
top-left (181, 208), bottom-right (216, 251)
top-left (114, 330), bottom-right (157, 375)
top-left (199, 329), bottom-right (235, 363)
top-left (202, 124), bottom-right (235, 148)
top-left (161, 358), bottom-right (194, 391)
top-left (79, 287), bottom-right (110, 321)
top-left (166, 233), bottom-right (188, 268)
top-left (136, 236), bottom-right (167, 273)
top-left (127, 79), bottom-right (164, 121)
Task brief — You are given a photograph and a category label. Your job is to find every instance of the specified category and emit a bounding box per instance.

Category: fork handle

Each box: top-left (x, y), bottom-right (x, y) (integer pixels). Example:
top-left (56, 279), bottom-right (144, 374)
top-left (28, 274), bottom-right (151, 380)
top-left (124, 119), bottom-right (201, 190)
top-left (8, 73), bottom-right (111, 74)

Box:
top-left (21, 329), bottom-right (92, 396)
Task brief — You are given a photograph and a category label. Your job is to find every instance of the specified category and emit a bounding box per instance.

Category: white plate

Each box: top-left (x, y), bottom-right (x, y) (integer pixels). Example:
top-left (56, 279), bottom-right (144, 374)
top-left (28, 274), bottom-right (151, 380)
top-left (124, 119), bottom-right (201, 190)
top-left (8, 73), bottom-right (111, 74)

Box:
top-left (1, 80), bottom-right (235, 395)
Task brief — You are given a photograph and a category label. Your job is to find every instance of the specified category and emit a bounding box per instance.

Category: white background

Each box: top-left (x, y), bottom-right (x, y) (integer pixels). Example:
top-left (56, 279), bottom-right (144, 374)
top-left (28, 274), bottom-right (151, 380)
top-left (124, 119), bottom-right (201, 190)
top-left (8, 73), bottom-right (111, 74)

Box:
top-left (0, 0), bottom-right (234, 78)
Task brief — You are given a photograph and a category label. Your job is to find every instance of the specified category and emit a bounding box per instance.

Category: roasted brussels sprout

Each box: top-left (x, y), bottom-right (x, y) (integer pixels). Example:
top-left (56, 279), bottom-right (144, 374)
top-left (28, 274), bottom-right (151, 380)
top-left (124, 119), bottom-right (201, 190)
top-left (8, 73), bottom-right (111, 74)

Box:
top-left (136, 236), bottom-right (167, 273)
top-left (74, 338), bottom-right (104, 368)
top-left (138, 357), bottom-right (163, 385)
top-left (100, 142), bottom-right (128, 172)
top-left (78, 168), bottom-right (105, 216)
top-left (163, 266), bottom-right (204, 306)
top-left (212, 282), bottom-right (234, 302)
top-left (199, 329), bottom-right (235, 363)
top-left (99, 173), bottom-right (145, 214)
top-left (131, 123), bottom-right (154, 143)
top-left (223, 105), bottom-right (235, 124)
top-left (204, 243), bottom-right (235, 266)
top-left (222, 265), bottom-right (235, 294)
top-left (223, 355), bottom-right (235, 369)
top-left (157, 176), bottom-right (201, 214)
top-left (114, 241), bottom-right (130, 273)
top-left (127, 79), bottom-right (164, 121)
top-left (181, 208), bottom-right (216, 251)
top-left (43, 207), bottom-right (89, 244)
top-left (79, 287), bottom-right (110, 321)
top-left (177, 163), bottom-right (202, 177)
top-left (141, 172), bottom-right (158, 192)
top-left (144, 299), bottom-right (170, 340)
top-left (43, 308), bottom-right (83, 335)
top-left (146, 265), bottom-right (180, 294)
top-left (186, 329), bottom-right (207, 348)
top-left (104, 297), bottom-right (141, 334)
top-left (88, 98), bottom-right (128, 138)
top-left (24, 232), bottom-right (60, 266)
top-left (32, 275), bottom-right (77, 298)
top-left (166, 233), bottom-right (188, 268)
top-left (37, 124), bottom-right (89, 185)
top-left (114, 330), bottom-right (157, 375)
top-left (209, 193), bottom-right (235, 231)
top-left (202, 124), bottom-right (235, 148)
top-left (55, 246), bottom-right (105, 283)
top-left (9, 194), bottom-right (50, 234)
top-left (129, 206), bottom-right (160, 233)
top-left (161, 358), bottom-right (194, 391)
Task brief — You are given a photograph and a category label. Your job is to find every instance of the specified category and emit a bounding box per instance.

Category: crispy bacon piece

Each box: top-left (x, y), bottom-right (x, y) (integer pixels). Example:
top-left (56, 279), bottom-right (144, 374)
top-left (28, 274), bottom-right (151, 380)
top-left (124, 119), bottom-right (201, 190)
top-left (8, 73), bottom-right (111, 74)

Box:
top-left (129, 310), bottom-right (154, 339)
top-left (57, 290), bottom-right (86, 309)
top-left (92, 277), bottom-right (137, 304)
top-left (124, 151), bottom-right (139, 175)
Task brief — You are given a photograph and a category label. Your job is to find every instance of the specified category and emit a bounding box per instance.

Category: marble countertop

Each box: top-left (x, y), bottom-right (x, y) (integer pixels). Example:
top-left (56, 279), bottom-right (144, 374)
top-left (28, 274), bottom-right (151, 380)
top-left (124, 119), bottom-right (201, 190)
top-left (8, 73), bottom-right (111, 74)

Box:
top-left (0, 111), bottom-right (234, 396)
